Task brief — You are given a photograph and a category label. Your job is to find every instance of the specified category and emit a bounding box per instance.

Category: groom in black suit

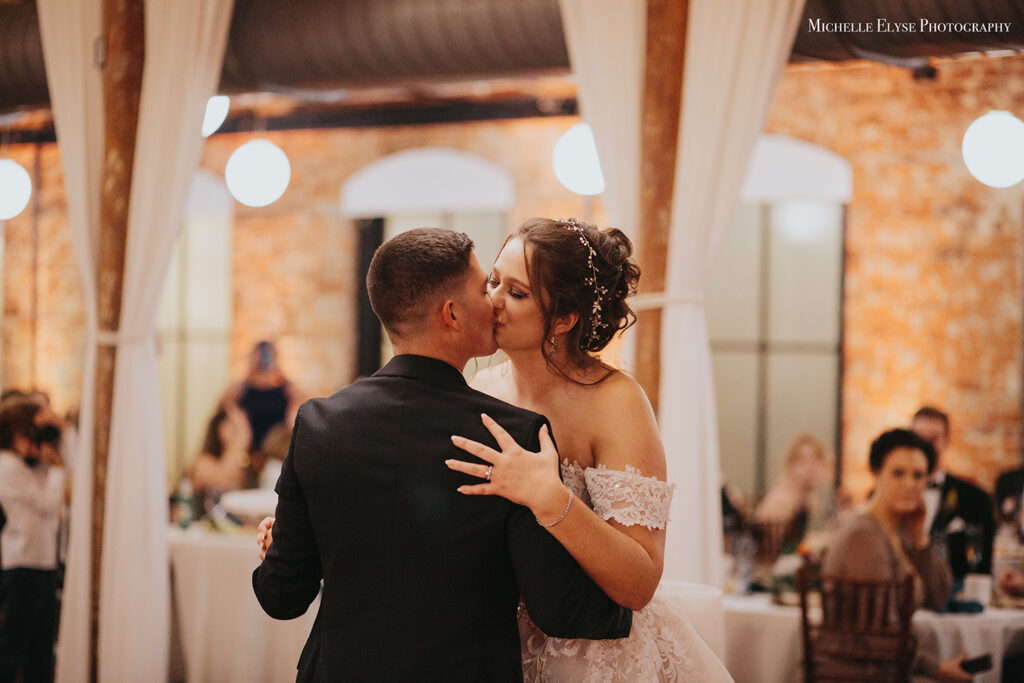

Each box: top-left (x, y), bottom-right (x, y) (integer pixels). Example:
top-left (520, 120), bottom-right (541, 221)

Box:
top-left (252, 228), bottom-right (631, 682)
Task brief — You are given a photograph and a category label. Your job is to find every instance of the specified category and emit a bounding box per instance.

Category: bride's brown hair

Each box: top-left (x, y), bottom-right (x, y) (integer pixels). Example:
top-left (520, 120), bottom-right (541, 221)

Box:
top-left (509, 217), bottom-right (640, 382)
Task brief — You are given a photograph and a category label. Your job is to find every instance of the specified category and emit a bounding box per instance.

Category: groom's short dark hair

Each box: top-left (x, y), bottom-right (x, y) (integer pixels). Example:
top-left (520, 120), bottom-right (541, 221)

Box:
top-left (367, 228), bottom-right (475, 337)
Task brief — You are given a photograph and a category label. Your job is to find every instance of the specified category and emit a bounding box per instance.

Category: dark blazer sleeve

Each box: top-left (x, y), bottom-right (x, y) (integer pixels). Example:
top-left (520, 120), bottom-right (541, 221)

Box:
top-left (505, 416), bottom-right (632, 639)
top-left (995, 469), bottom-right (1023, 520)
top-left (252, 405), bottom-right (324, 619)
top-left (970, 483), bottom-right (996, 574)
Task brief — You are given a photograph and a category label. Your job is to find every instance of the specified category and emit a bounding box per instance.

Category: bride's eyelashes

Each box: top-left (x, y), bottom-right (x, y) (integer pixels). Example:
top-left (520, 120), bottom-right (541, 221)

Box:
top-left (487, 275), bottom-right (529, 300)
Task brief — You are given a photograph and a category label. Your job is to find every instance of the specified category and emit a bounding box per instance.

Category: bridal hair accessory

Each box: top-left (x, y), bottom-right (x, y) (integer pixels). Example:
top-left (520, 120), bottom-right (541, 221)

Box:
top-left (559, 217), bottom-right (618, 347)
top-left (537, 489), bottom-right (574, 528)
top-left (485, 465), bottom-right (493, 482)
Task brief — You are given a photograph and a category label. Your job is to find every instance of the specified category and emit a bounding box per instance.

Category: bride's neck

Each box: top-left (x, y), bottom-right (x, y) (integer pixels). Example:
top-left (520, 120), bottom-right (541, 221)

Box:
top-left (503, 347), bottom-right (571, 401)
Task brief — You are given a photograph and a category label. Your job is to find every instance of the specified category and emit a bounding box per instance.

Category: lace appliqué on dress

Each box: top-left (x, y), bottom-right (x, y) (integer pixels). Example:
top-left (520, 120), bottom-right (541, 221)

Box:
top-left (520, 592), bottom-right (707, 682)
top-left (580, 464), bottom-right (675, 530)
top-left (521, 462), bottom-right (732, 683)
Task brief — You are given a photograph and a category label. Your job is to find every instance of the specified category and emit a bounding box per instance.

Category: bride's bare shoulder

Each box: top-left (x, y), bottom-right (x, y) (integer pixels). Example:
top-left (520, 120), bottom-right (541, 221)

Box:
top-left (586, 369), bottom-right (666, 475)
top-left (468, 361), bottom-right (511, 394)
top-left (590, 368), bottom-right (654, 414)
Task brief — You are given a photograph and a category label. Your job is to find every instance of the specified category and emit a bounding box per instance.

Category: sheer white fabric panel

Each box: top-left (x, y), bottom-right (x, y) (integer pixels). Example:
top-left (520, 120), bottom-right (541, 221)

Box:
top-left (557, 0), bottom-right (644, 236)
top-left (36, 2), bottom-right (104, 680)
top-left (96, 1), bottom-right (234, 680)
top-left (557, 0), bottom-right (644, 370)
top-left (660, 0), bottom-right (805, 584)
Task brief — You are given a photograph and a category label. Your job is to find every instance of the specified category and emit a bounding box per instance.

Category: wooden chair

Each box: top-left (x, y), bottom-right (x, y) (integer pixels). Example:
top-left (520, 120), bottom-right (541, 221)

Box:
top-left (797, 564), bottom-right (915, 683)
top-left (754, 512), bottom-right (807, 564)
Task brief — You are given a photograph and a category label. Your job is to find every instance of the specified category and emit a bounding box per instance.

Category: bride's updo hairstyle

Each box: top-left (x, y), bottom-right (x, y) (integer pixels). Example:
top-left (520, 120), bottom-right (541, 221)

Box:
top-left (515, 217), bottom-right (640, 377)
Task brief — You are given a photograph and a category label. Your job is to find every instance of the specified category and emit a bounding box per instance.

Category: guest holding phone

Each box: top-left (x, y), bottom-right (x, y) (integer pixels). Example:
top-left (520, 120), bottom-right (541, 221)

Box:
top-left (221, 340), bottom-right (304, 451)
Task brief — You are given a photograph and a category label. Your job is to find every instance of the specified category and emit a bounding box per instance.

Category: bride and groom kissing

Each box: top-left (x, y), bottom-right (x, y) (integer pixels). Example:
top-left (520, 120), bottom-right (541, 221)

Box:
top-left (252, 220), bottom-right (733, 682)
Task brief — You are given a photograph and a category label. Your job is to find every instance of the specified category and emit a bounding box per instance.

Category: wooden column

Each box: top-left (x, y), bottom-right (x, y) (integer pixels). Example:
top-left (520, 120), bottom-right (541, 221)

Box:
top-left (91, 1), bottom-right (144, 680)
top-left (634, 0), bottom-right (688, 415)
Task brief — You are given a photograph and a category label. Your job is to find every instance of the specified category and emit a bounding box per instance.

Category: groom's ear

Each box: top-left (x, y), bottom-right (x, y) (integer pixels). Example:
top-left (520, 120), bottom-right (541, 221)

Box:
top-left (439, 298), bottom-right (460, 331)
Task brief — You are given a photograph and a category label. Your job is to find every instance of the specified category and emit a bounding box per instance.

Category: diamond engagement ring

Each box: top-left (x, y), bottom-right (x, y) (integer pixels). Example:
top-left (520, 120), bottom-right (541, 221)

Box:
top-left (485, 465), bottom-right (493, 481)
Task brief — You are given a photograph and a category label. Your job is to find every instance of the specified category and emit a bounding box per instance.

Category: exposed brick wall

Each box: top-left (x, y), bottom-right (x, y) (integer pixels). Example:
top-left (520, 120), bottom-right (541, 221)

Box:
top-left (1, 143), bottom-right (85, 415)
top-left (764, 55), bottom-right (1024, 495)
top-left (1, 117), bottom-right (603, 414)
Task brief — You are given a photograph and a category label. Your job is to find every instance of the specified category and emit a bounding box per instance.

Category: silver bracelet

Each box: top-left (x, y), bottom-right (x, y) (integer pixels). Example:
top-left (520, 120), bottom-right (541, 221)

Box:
top-left (537, 490), bottom-right (574, 528)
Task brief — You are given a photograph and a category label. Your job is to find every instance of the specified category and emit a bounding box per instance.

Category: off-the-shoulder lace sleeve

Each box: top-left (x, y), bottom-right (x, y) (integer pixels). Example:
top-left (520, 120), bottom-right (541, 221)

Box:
top-left (583, 465), bottom-right (676, 530)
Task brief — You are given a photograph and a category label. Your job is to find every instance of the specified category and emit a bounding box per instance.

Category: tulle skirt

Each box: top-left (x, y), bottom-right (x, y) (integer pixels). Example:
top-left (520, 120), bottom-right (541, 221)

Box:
top-left (519, 583), bottom-right (734, 682)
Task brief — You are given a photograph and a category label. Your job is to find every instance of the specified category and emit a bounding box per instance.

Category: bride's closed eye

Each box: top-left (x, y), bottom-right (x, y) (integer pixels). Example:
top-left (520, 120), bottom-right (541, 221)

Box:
top-left (488, 275), bottom-right (529, 299)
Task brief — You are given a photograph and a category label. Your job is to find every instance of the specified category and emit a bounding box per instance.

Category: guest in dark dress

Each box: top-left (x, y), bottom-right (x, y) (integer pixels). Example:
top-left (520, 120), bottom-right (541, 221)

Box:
top-left (222, 340), bottom-right (303, 451)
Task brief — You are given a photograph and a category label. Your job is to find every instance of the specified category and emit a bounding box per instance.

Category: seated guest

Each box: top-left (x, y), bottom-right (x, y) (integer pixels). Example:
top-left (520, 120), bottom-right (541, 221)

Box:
top-left (995, 464), bottom-right (1024, 530)
top-left (823, 429), bottom-right (968, 681)
top-left (190, 407), bottom-right (253, 514)
top-left (254, 422), bottom-right (292, 490)
top-left (994, 466), bottom-right (1024, 598)
top-left (912, 406), bottom-right (995, 578)
top-left (756, 434), bottom-right (833, 531)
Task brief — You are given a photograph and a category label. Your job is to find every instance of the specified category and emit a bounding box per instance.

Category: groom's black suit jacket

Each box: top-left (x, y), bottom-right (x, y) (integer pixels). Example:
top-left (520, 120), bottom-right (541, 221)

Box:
top-left (252, 354), bottom-right (632, 682)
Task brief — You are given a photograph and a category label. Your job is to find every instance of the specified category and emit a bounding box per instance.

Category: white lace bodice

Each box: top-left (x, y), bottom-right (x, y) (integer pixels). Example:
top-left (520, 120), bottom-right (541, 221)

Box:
top-left (560, 459), bottom-right (676, 530)
top-left (517, 462), bottom-right (732, 682)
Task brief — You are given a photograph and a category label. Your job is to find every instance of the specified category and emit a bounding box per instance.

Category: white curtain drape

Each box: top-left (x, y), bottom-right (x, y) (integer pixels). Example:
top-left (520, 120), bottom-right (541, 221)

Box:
top-left (36, 2), bottom-right (104, 680)
top-left (556, 0), bottom-right (645, 236)
top-left (97, 2), bottom-right (234, 679)
top-left (659, 0), bottom-right (805, 584)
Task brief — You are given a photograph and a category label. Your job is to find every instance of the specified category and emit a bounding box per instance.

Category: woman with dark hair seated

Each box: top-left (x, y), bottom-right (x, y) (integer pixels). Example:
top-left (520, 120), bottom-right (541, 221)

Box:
top-left (823, 428), bottom-right (970, 681)
top-left (190, 406), bottom-right (252, 514)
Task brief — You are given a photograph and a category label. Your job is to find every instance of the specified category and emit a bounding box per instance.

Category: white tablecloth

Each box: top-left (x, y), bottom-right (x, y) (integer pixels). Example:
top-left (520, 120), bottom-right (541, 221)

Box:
top-left (722, 593), bottom-right (1024, 683)
top-left (913, 608), bottom-right (1024, 683)
top-left (722, 594), bottom-right (803, 683)
top-left (168, 526), bottom-right (319, 683)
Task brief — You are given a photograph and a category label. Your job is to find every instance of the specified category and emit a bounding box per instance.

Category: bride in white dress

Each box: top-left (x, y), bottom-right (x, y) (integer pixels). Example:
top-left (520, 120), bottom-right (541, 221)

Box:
top-left (446, 217), bottom-right (733, 682)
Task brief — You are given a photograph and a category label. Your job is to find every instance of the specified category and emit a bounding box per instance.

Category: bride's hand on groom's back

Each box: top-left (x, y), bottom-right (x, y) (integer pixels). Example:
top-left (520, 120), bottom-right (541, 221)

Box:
top-left (447, 414), bottom-right (568, 521)
top-left (256, 516), bottom-right (274, 561)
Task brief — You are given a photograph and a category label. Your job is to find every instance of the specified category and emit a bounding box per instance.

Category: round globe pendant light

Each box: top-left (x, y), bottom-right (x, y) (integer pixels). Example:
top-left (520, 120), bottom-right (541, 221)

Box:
top-left (202, 95), bottom-right (230, 137)
top-left (0, 159), bottom-right (32, 220)
top-left (962, 111), bottom-right (1024, 189)
top-left (552, 123), bottom-right (605, 196)
top-left (225, 140), bottom-right (291, 207)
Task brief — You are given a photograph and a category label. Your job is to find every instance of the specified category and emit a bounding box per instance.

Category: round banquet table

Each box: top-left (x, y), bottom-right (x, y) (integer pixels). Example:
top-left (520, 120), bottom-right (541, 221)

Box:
top-left (722, 592), bottom-right (1024, 683)
top-left (168, 525), bottom-right (319, 683)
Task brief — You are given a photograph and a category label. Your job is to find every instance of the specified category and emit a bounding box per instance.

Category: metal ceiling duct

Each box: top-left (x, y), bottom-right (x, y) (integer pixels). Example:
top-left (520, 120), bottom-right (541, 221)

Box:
top-left (0, 0), bottom-right (571, 113)
top-left (2, 0), bottom-right (1024, 113)
top-left (0, 3), bottom-right (47, 110)
top-left (219, 0), bottom-right (570, 92)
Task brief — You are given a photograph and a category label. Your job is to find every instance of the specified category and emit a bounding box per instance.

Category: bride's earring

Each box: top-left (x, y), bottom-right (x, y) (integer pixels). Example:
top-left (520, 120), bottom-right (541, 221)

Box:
top-left (547, 337), bottom-right (558, 353)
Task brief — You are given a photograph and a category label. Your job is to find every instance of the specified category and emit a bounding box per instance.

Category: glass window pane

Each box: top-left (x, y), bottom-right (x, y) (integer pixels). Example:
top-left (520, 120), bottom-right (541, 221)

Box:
top-left (158, 337), bottom-right (182, 486)
top-left (184, 340), bottom-right (231, 458)
top-left (764, 351), bottom-right (839, 489)
top-left (708, 204), bottom-right (762, 344)
top-left (450, 211), bottom-right (507, 271)
top-left (184, 215), bottom-right (232, 332)
top-left (384, 213), bottom-right (443, 240)
top-left (712, 350), bottom-right (760, 499)
top-left (767, 200), bottom-right (843, 344)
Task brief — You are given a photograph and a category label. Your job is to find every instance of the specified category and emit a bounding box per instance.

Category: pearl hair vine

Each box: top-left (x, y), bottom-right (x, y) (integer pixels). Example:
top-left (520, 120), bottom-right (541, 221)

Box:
top-left (559, 217), bottom-right (620, 348)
